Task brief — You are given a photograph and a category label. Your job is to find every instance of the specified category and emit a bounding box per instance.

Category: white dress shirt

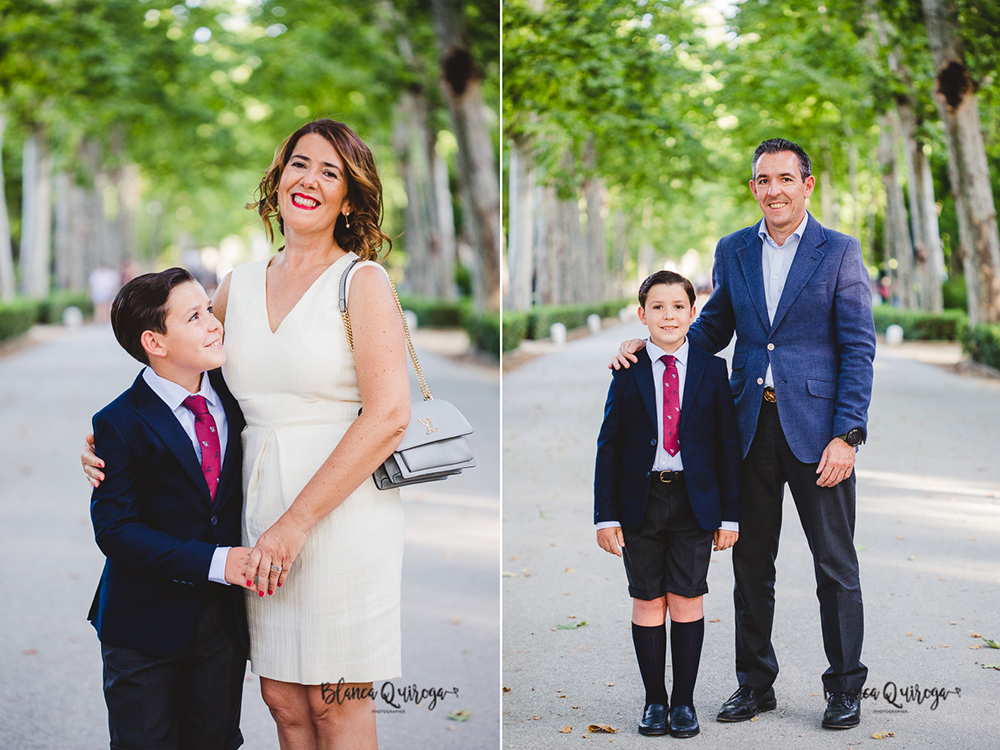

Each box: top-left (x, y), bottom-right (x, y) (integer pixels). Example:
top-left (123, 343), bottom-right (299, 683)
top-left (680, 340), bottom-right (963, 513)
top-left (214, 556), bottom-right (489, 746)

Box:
top-left (759, 212), bottom-right (809, 387)
top-left (596, 338), bottom-right (737, 533)
top-left (142, 367), bottom-right (231, 585)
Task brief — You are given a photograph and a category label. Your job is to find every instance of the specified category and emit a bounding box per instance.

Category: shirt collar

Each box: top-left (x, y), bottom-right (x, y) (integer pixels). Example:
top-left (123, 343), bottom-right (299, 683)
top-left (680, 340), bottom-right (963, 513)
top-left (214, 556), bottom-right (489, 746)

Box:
top-left (758, 212), bottom-right (809, 248)
top-left (142, 367), bottom-right (219, 411)
top-left (646, 337), bottom-right (689, 368)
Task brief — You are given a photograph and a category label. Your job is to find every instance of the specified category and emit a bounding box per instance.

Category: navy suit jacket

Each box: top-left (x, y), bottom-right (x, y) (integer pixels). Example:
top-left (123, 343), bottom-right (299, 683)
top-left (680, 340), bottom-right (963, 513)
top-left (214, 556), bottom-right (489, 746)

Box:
top-left (88, 369), bottom-right (248, 657)
top-left (594, 345), bottom-right (741, 533)
top-left (688, 214), bottom-right (876, 463)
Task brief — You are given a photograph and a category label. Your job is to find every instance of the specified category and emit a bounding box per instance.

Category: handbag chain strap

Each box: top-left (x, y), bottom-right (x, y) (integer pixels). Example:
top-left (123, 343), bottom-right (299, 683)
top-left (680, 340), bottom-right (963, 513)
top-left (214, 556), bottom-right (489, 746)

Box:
top-left (341, 262), bottom-right (433, 402)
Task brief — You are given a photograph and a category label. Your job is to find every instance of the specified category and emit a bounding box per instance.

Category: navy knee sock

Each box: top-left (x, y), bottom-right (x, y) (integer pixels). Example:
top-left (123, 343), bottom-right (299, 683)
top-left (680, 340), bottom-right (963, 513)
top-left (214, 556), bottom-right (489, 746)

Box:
top-left (631, 622), bottom-right (668, 706)
top-left (670, 618), bottom-right (704, 708)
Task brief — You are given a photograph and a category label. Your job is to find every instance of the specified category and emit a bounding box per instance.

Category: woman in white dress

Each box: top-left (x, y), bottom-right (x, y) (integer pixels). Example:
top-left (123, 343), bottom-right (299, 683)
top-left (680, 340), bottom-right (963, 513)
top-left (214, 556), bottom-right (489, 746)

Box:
top-left (86, 120), bottom-right (409, 750)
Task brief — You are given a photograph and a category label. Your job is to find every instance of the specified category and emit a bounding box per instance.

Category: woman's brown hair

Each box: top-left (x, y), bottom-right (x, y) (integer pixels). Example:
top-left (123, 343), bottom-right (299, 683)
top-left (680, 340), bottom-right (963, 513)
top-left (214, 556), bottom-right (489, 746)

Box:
top-left (248, 119), bottom-right (392, 261)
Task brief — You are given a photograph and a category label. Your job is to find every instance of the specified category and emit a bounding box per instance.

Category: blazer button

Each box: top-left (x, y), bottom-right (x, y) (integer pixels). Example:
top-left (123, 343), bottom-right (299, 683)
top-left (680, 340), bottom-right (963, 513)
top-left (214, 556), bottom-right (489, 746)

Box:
top-left (767, 343), bottom-right (775, 351)
top-left (210, 516), bottom-right (218, 527)
top-left (650, 438), bottom-right (657, 446)
top-left (757, 377), bottom-right (764, 385)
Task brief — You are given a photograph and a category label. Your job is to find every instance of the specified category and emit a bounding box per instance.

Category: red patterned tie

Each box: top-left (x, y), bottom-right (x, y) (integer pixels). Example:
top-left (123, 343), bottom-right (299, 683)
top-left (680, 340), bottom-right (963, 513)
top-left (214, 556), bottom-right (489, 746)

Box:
top-left (660, 354), bottom-right (680, 456)
top-left (182, 395), bottom-right (222, 501)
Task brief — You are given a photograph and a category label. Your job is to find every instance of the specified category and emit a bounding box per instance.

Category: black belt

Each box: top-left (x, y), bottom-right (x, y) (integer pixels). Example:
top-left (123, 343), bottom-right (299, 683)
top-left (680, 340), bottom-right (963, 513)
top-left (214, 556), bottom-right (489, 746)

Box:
top-left (652, 470), bottom-right (684, 483)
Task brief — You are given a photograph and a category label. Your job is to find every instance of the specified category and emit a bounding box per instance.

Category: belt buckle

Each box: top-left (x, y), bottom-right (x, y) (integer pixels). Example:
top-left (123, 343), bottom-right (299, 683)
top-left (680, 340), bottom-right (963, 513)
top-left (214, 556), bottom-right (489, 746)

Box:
top-left (659, 471), bottom-right (673, 483)
top-left (763, 387), bottom-right (776, 403)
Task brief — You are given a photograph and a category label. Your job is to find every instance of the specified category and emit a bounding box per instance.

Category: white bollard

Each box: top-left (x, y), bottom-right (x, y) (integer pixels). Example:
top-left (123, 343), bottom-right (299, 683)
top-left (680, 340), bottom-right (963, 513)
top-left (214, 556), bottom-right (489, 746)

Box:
top-left (402, 310), bottom-right (418, 331)
top-left (587, 313), bottom-right (602, 334)
top-left (885, 324), bottom-right (904, 346)
top-left (550, 322), bottom-right (567, 345)
top-left (63, 306), bottom-right (84, 327)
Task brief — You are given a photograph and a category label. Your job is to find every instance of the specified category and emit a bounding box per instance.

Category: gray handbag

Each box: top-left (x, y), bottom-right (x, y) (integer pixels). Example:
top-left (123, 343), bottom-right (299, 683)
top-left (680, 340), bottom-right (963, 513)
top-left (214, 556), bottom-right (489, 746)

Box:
top-left (339, 258), bottom-right (476, 489)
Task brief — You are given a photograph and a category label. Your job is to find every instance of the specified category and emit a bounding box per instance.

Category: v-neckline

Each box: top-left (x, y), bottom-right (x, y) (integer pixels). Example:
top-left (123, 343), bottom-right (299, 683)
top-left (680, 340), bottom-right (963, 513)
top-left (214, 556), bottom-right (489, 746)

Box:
top-left (264, 252), bottom-right (351, 335)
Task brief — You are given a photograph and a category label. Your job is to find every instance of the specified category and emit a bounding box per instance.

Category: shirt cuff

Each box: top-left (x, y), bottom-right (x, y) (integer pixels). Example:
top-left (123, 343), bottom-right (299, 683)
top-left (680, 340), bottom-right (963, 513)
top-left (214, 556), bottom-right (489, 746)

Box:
top-left (209, 546), bottom-right (231, 585)
top-left (595, 521), bottom-right (622, 531)
top-left (719, 521), bottom-right (739, 532)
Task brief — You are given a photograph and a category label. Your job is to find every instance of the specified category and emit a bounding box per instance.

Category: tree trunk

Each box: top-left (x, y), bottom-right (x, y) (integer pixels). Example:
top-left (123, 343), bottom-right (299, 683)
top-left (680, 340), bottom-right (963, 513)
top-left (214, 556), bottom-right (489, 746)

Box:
top-left (20, 127), bottom-right (53, 299)
top-left (431, 141), bottom-right (457, 300)
top-left (430, 0), bottom-right (500, 312)
top-left (582, 137), bottom-right (607, 303)
top-left (0, 109), bottom-right (15, 301)
top-left (919, 149), bottom-right (945, 311)
top-left (507, 138), bottom-right (534, 310)
top-left (637, 201), bottom-right (654, 283)
top-left (878, 116), bottom-right (916, 309)
top-left (612, 205), bottom-right (628, 299)
top-left (922, 0), bottom-right (1000, 325)
top-left (54, 171), bottom-right (73, 290)
top-left (556, 190), bottom-right (584, 304)
top-left (896, 99), bottom-right (931, 309)
top-left (393, 91), bottom-right (435, 297)
top-left (534, 184), bottom-right (555, 304)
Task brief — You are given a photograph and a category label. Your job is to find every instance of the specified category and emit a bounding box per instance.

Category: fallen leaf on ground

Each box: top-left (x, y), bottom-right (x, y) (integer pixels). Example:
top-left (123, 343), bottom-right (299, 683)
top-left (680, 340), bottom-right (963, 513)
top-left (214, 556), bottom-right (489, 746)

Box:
top-left (982, 638), bottom-right (1000, 649)
top-left (503, 687), bottom-right (511, 693)
top-left (605, 682), bottom-right (614, 687)
top-left (502, 571), bottom-right (519, 578)
top-left (447, 710), bottom-right (472, 722)
top-left (971, 632), bottom-right (982, 638)
top-left (970, 645), bottom-right (982, 650)
top-left (982, 664), bottom-right (1000, 670)
top-left (587, 724), bottom-right (619, 733)
top-left (919, 637), bottom-right (924, 642)
top-left (709, 619), bottom-right (721, 623)
top-left (533, 716), bottom-right (542, 720)
top-left (872, 730), bottom-right (895, 739)
top-left (567, 615), bottom-right (576, 619)
top-left (559, 726), bottom-right (572, 734)
top-left (450, 618), bottom-right (461, 625)
top-left (565, 567), bottom-right (576, 573)
top-left (522, 568), bottom-right (532, 577)
top-left (557, 621), bottom-right (587, 630)
top-left (23, 649), bottom-right (37, 655)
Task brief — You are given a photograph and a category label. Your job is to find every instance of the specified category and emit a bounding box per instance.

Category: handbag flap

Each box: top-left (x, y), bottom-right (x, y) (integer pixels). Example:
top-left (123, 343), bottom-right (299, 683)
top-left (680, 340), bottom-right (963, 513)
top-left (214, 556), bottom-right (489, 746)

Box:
top-left (396, 399), bottom-right (473, 452)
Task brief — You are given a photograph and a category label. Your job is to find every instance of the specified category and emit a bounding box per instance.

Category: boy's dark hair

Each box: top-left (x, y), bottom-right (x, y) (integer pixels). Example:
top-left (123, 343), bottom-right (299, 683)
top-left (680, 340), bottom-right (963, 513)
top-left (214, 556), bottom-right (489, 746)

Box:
top-left (752, 138), bottom-right (812, 181)
top-left (111, 267), bottom-right (196, 365)
top-left (638, 271), bottom-right (696, 307)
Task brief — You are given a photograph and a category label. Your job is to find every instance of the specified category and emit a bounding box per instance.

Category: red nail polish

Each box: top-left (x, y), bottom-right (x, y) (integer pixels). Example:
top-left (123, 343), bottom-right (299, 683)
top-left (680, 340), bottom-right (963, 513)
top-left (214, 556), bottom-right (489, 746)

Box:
top-left (268, 590), bottom-right (274, 595)
top-left (259, 591), bottom-right (264, 597)
top-left (246, 581), bottom-right (252, 587)
top-left (277, 582), bottom-right (282, 587)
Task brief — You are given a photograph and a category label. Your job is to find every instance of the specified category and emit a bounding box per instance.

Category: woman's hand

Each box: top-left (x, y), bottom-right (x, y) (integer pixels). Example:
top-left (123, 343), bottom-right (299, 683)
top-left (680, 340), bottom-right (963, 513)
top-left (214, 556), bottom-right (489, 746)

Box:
top-left (82, 434), bottom-right (106, 487)
top-left (225, 547), bottom-right (259, 590)
top-left (246, 516), bottom-right (309, 596)
top-left (609, 338), bottom-right (645, 370)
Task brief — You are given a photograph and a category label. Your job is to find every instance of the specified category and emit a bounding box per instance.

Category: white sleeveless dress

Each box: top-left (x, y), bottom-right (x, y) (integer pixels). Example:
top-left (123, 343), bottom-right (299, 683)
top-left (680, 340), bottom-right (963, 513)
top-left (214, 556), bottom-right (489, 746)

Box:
top-left (222, 251), bottom-right (404, 684)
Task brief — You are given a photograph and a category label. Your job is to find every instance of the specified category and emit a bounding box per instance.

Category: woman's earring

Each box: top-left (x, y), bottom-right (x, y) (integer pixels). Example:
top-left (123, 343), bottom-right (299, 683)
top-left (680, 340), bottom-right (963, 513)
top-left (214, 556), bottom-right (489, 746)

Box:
top-left (345, 213), bottom-right (351, 228)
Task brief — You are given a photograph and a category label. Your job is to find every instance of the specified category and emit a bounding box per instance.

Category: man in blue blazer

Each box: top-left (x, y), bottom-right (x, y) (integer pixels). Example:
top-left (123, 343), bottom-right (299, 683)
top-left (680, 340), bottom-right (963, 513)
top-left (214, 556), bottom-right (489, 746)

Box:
top-left (617, 139), bottom-right (876, 729)
top-left (595, 271), bottom-right (741, 738)
top-left (88, 268), bottom-right (252, 750)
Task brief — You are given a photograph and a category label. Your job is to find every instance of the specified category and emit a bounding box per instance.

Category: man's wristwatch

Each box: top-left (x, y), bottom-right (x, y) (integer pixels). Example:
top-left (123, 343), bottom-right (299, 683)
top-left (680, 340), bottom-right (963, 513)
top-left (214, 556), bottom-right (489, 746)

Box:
top-left (835, 428), bottom-right (865, 447)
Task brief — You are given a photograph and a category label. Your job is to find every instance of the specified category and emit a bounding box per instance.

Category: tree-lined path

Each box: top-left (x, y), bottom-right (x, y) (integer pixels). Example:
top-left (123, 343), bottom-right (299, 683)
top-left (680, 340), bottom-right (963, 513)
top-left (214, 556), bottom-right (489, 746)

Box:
top-left (502, 320), bottom-right (1000, 748)
top-left (0, 323), bottom-right (499, 749)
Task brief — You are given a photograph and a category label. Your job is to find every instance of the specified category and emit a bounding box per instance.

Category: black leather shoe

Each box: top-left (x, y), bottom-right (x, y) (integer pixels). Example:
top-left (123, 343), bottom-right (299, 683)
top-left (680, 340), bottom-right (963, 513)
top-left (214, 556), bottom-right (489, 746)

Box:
top-left (823, 692), bottom-right (861, 729)
top-left (669, 704), bottom-right (700, 738)
top-left (716, 686), bottom-right (777, 722)
top-left (638, 703), bottom-right (668, 736)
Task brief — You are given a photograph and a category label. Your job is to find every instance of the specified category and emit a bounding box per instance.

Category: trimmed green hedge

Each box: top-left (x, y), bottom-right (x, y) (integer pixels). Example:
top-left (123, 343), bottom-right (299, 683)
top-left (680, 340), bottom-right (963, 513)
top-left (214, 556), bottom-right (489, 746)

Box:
top-left (502, 311), bottom-right (529, 353)
top-left (397, 295), bottom-right (469, 328)
top-left (0, 299), bottom-right (41, 343)
top-left (526, 297), bottom-right (633, 340)
top-left (37, 290), bottom-right (94, 324)
top-left (463, 310), bottom-right (500, 358)
top-left (962, 322), bottom-right (1000, 371)
top-left (872, 306), bottom-right (968, 341)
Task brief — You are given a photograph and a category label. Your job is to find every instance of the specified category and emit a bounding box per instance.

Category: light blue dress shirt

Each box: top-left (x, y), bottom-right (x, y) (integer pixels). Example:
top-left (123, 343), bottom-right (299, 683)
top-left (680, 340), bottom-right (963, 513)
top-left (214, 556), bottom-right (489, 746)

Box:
top-left (758, 212), bottom-right (809, 387)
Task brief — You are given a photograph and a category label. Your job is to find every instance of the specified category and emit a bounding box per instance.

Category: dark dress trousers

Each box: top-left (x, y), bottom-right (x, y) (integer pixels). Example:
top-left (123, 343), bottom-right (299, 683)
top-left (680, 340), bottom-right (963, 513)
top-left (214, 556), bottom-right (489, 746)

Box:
top-left (688, 213), bottom-right (876, 694)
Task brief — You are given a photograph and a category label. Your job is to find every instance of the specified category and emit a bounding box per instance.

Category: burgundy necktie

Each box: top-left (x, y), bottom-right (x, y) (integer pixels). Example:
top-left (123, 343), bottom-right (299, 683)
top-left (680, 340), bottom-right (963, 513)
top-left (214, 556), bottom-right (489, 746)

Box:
top-left (182, 395), bottom-right (222, 501)
top-left (660, 354), bottom-right (680, 456)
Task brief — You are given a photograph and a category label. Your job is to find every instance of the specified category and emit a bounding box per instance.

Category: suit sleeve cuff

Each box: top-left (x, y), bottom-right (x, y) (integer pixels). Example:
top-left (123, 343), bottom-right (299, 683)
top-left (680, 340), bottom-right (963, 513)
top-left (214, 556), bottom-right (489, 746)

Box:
top-left (595, 521), bottom-right (622, 531)
top-left (209, 547), bottom-right (231, 585)
top-left (719, 521), bottom-right (739, 532)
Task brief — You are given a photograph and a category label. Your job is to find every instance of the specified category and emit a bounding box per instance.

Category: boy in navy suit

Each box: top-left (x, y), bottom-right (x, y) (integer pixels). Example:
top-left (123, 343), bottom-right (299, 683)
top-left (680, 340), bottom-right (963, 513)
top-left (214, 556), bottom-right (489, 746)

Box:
top-left (594, 270), bottom-right (741, 738)
top-left (89, 268), bottom-right (253, 750)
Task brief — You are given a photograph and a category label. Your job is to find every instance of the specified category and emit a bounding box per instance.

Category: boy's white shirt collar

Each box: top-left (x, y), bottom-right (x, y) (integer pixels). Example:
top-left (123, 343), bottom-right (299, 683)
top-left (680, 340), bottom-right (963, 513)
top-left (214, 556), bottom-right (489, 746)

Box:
top-left (645, 337), bottom-right (689, 366)
top-left (142, 367), bottom-right (220, 410)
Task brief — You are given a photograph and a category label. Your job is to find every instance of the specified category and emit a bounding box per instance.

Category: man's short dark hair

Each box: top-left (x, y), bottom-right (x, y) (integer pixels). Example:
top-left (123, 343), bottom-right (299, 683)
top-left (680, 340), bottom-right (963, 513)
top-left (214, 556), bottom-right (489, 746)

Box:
top-left (638, 271), bottom-right (696, 308)
top-left (752, 138), bottom-right (812, 181)
top-left (111, 267), bottom-right (196, 365)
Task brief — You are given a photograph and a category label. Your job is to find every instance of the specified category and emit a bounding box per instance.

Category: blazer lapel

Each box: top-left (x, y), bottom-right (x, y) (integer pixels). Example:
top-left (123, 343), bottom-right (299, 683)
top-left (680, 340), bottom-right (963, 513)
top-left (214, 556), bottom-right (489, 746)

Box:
top-left (735, 227), bottom-right (771, 332)
top-left (632, 349), bottom-right (658, 431)
top-left (209, 369), bottom-right (244, 507)
top-left (679, 347), bottom-right (706, 432)
top-left (770, 213), bottom-right (826, 333)
top-left (131, 373), bottom-right (211, 500)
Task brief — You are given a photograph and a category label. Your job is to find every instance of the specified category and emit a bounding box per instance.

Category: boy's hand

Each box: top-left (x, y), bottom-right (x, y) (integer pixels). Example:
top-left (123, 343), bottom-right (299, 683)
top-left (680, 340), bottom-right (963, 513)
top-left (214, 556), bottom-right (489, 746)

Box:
top-left (714, 529), bottom-right (738, 552)
top-left (609, 339), bottom-right (645, 370)
top-left (597, 527), bottom-right (625, 557)
top-left (225, 547), bottom-right (257, 589)
top-left (82, 433), bottom-right (105, 488)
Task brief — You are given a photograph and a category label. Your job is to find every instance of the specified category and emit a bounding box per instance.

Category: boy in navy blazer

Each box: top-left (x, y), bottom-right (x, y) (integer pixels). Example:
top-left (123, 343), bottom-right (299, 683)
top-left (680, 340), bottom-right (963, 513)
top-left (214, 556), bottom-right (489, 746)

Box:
top-left (88, 268), bottom-right (253, 750)
top-left (595, 271), bottom-right (741, 738)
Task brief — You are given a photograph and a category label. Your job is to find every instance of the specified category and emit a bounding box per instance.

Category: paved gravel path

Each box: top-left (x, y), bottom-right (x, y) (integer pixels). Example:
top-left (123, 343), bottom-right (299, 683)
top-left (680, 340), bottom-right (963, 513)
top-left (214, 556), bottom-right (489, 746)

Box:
top-left (0, 322), bottom-right (499, 750)
top-left (502, 320), bottom-right (1000, 749)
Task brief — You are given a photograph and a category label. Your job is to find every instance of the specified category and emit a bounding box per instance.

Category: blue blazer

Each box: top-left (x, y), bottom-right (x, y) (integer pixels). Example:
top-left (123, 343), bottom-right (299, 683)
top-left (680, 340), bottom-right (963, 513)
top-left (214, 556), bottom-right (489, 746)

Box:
top-left (688, 214), bottom-right (876, 463)
top-left (594, 345), bottom-right (741, 533)
top-left (88, 369), bottom-right (248, 657)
